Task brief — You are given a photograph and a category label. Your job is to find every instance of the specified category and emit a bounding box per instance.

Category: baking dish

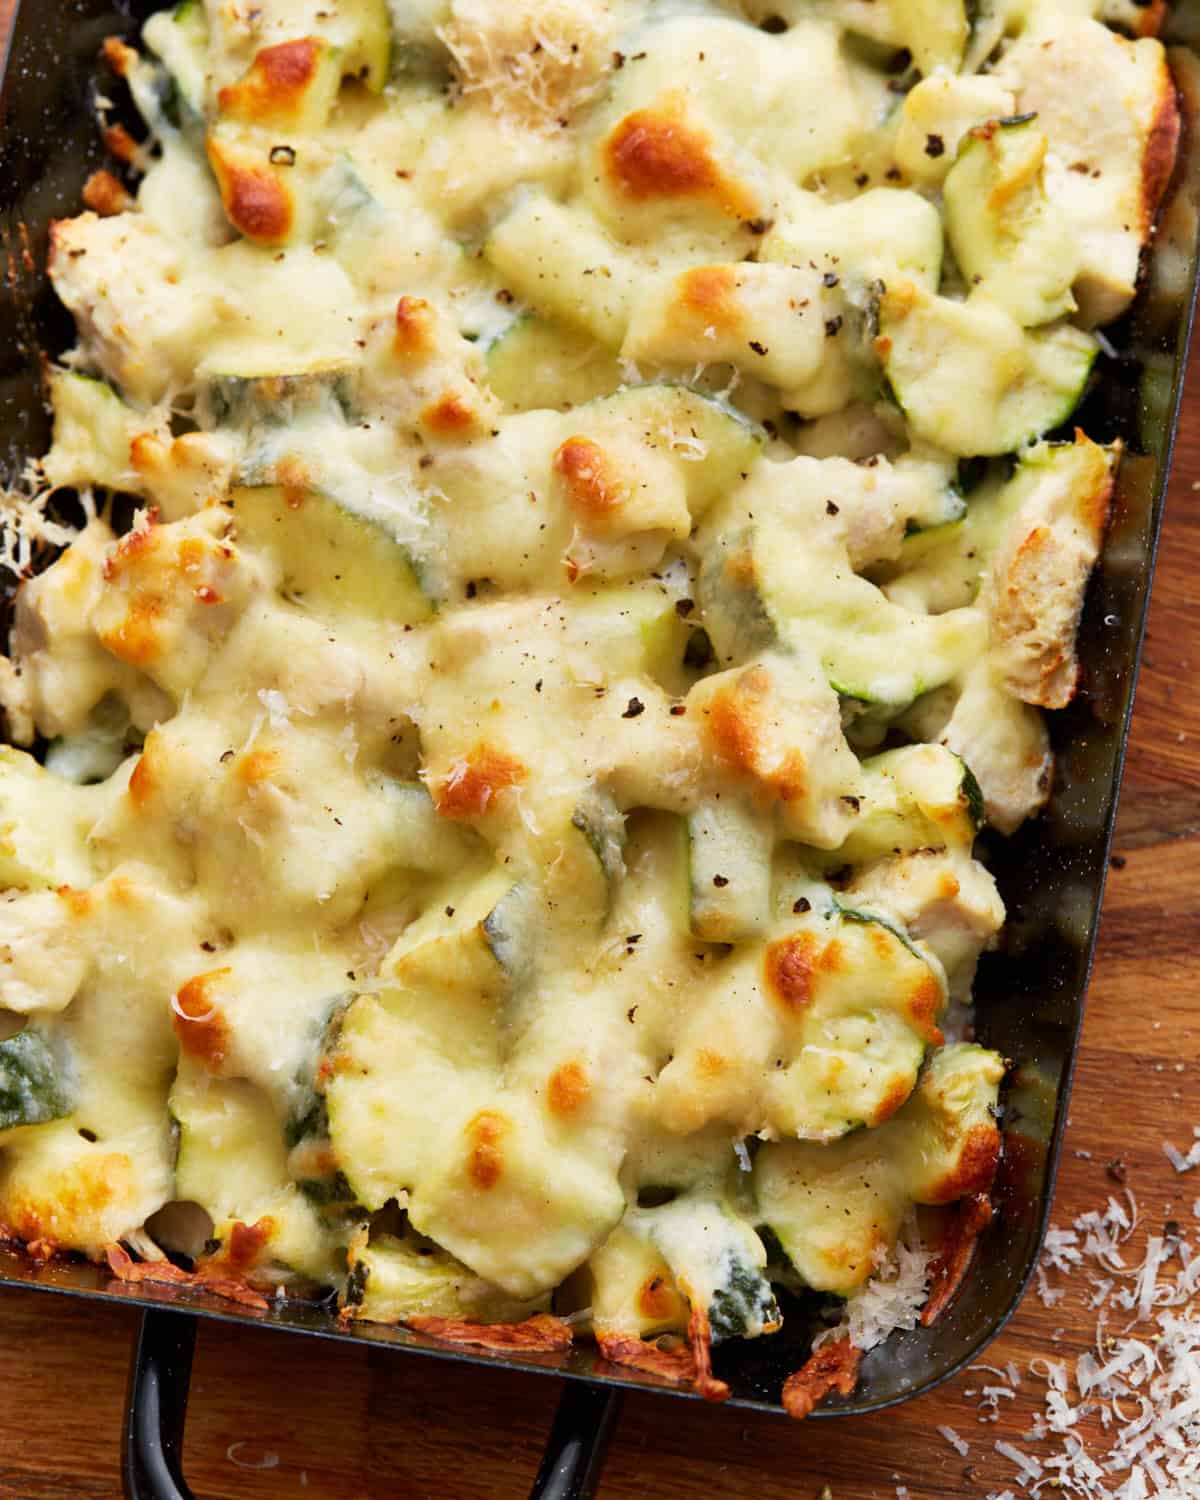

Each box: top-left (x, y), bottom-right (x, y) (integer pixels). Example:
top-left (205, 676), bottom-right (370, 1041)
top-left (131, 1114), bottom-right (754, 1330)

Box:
top-left (2, 2), bottom-right (1199, 1496)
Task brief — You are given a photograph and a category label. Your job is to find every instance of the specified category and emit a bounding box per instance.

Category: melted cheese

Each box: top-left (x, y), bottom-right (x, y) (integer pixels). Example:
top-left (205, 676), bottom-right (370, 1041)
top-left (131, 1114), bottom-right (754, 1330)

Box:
top-left (0, 0), bottom-right (1173, 1399)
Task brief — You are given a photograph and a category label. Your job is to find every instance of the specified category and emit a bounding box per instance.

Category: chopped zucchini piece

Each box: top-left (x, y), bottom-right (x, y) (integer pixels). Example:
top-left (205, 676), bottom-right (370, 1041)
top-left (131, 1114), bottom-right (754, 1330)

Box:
top-left (199, 364), bottom-right (357, 428)
top-left (339, 0), bottom-right (393, 91)
top-left (877, 281), bottom-right (1097, 456)
top-left (698, 519), bottom-right (985, 708)
top-left (832, 745), bottom-right (983, 865)
top-left (944, 117), bottom-right (1078, 327)
top-left (900, 659), bottom-right (1053, 836)
top-left (381, 782), bottom-right (486, 875)
top-left (173, 1066), bottom-right (340, 1279)
top-left (889, 0), bottom-right (968, 74)
top-left (0, 1029), bottom-right (73, 1133)
top-left (143, 0), bottom-right (210, 129)
top-left (656, 886), bottom-right (946, 1141)
top-left (591, 385), bottom-right (765, 520)
top-left (577, 1222), bottom-right (689, 1339)
top-left (627, 1192), bottom-right (781, 1342)
top-left (754, 1042), bottom-right (1003, 1295)
top-left (844, 848), bottom-right (1005, 1002)
top-left (343, 1223), bottom-right (547, 1323)
top-left (486, 315), bottom-right (626, 413)
top-left (229, 485), bottom-right (432, 625)
top-left (893, 74), bottom-right (1016, 185)
top-left (572, 786), bottom-right (627, 918)
top-left (382, 866), bottom-right (535, 995)
top-left (483, 196), bottom-right (641, 347)
top-left (687, 798), bottom-right (774, 943)
top-left (567, 577), bottom-right (695, 694)
top-left (41, 370), bottom-right (140, 493)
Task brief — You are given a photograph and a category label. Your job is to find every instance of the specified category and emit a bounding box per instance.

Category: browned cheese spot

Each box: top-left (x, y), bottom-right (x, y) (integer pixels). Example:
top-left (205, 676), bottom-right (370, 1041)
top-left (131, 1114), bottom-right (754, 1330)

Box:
top-left (553, 436), bottom-right (625, 517)
top-left (676, 265), bottom-right (739, 329)
top-left (207, 139), bottom-right (294, 244)
top-left (393, 295), bottom-right (436, 359)
top-left (926, 1122), bottom-right (1001, 1205)
top-left (905, 970), bottom-right (945, 1046)
top-left (604, 94), bottom-right (756, 220)
top-left (637, 1274), bottom-right (679, 1322)
top-left (433, 745), bottom-right (527, 819)
top-left (421, 393), bottom-right (480, 437)
top-left (171, 967), bottom-right (233, 1069)
top-left (218, 38), bottom-right (326, 126)
top-left (465, 1110), bottom-right (509, 1190)
top-left (763, 931), bottom-right (819, 1013)
top-left (547, 1060), bottom-right (591, 1117)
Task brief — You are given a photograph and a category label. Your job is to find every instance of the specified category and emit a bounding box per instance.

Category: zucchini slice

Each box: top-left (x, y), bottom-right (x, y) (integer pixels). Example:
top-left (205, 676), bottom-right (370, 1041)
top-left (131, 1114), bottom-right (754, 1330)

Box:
top-left (0, 1029), bottom-right (74, 1134)
top-left (228, 485), bottom-right (432, 626)
top-left (877, 281), bottom-right (1097, 457)
top-left (944, 117), bottom-right (1078, 327)
top-left (754, 1042), bottom-right (1003, 1296)
top-left (486, 315), bottom-right (626, 413)
top-left (687, 798), bottom-right (774, 943)
top-left (832, 744), bottom-right (983, 864)
top-left (143, 0), bottom-right (210, 130)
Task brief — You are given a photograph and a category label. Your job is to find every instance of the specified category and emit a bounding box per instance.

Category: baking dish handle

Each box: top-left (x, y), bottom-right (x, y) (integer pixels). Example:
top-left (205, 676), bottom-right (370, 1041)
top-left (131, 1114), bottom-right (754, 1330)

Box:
top-left (528, 1381), bottom-right (622, 1500)
top-left (124, 1305), bottom-right (621, 1499)
top-left (124, 1307), bottom-right (197, 1500)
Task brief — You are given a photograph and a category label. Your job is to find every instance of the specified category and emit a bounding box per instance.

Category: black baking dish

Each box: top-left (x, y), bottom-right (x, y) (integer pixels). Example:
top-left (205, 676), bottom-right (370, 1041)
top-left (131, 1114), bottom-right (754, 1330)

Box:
top-left (2, 3), bottom-right (1200, 1496)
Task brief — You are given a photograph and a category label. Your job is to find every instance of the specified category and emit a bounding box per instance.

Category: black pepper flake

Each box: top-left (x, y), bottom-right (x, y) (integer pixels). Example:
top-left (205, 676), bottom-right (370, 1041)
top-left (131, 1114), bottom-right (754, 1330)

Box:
top-left (627, 1006), bottom-right (638, 1022)
top-left (744, 216), bottom-right (773, 235)
top-left (713, 874), bottom-right (729, 888)
top-left (419, 453), bottom-right (434, 469)
top-left (496, 288), bottom-right (514, 304)
top-left (853, 172), bottom-right (869, 187)
top-left (200, 941), bottom-right (216, 953)
top-left (622, 697), bottom-right (645, 718)
top-left (1110, 853), bottom-right (1127, 869)
top-left (675, 597), bottom-right (695, 617)
top-left (269, 144), bottom-right (296, 167)
top-left (445, 905), bottom-right (456, 918)
top-left (613, 50), bottom-right (626, 67)
top-left (924, 134), bottom-right (945, 158)
top-left (220, 749), bottom-right (235, 763)
top-left (824, 316), bottom-right (843, 338)
top-left (841, 795), bottom-right (861, 812)
top-left (748, 339), bottom-right (768, 356)
top-left (885, 166), bottom-right (902, 181)
top-left (822, 271), bottom-right (839, 288)
top-left (1106, 1157), bottom-right (1128, 1184)
top-left (669, 704), bottom-right (687, 717)
top-left (465, 580), bottom-right (477, 599)
top-left (825, 500), bottom-right (840, 516)
top-left (534, 678), bottom-right (543, 693)
top-left (793, 897), bottom-right (811, 914)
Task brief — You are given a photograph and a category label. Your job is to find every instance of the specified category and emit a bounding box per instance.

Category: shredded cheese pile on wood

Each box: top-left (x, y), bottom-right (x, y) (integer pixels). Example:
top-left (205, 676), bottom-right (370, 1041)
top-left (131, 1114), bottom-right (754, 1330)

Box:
top-left (951, 1176), bottom-right (1200, 1499)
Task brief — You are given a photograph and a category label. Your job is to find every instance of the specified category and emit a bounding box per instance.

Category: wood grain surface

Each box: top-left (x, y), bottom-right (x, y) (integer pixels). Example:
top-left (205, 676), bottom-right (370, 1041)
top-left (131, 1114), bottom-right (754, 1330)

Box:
top-left (2, 2), bottom-right (1200, 1494)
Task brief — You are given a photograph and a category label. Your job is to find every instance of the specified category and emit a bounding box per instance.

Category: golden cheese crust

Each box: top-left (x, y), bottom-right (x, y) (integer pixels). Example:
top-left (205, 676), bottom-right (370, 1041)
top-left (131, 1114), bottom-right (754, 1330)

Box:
top-left (0, 0), bottom-right (1173, 1418)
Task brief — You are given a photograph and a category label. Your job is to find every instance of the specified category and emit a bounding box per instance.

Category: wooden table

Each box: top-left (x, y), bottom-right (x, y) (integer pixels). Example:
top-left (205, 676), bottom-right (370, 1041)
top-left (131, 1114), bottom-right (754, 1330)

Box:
top-left (2, 4), bottom-right (1200, 1495)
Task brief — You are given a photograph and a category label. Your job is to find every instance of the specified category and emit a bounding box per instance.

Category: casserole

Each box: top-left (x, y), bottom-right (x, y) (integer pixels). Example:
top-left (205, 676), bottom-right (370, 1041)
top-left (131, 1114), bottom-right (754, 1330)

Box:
top-left (1, 2), bottom-right (1199, 1495)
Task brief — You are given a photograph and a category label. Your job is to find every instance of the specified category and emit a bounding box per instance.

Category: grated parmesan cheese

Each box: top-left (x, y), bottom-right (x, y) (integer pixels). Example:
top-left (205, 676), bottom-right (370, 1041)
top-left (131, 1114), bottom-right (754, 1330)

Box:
top-left (939, 1424), bottom-right (970, 1457)
top-left (970, 1143), bottom-right (1200, 1500)
top-left (1162, 1130), bottom-right (1200, 1174)
top-left (813, 1235), bottom-right (933, 1354)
